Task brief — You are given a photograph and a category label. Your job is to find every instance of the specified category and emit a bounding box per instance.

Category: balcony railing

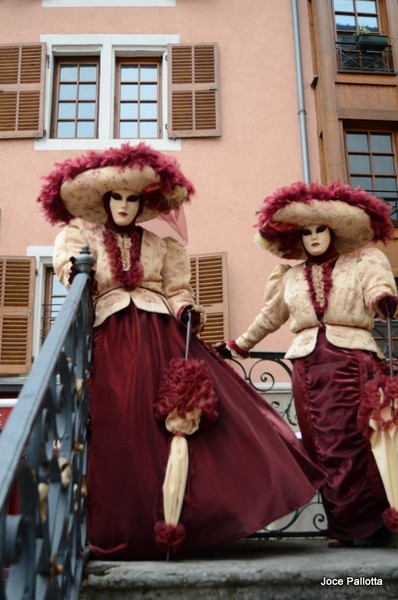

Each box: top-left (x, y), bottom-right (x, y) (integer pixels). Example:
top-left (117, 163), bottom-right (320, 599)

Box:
top-left (365, 193), bottom-right (398, 223)
top-left (383, 196), bottom-right (398, 223)
top-left (336, 41), bottom-right (394, 73)
top-left (0, 247), bottom-right (94, 600)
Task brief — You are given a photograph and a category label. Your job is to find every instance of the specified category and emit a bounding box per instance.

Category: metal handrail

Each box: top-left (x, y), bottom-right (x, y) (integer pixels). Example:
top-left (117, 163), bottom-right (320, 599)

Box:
top-left (0, 247), bottom-right (94, 600)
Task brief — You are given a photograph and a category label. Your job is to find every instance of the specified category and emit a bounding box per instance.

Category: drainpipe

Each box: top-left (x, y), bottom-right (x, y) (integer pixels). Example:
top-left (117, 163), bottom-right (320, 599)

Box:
top-left (291, 0), bottom-right (310, 183)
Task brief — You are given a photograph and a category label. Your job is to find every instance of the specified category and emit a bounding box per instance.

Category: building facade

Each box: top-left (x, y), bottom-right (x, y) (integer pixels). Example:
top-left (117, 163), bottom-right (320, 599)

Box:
top-left (0, 0), bottom-right (397, 386)
top-left (309, 0), bottom-right (398, 272)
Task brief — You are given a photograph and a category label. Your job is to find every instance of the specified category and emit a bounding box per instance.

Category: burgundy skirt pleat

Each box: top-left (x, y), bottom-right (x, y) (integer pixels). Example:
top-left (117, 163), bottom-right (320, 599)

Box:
top-left (87, 304), bottom-right (325, 560)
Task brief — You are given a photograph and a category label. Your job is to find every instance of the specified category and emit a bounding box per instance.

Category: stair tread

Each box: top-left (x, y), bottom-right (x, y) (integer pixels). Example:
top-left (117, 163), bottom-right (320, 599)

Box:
top-left (82, 538), bottom-right (398, 598)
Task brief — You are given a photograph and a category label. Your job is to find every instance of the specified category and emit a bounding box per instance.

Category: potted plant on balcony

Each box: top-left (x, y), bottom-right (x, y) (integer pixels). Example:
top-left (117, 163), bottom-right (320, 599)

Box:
top-left (354, 26), bottom-right (388, 50)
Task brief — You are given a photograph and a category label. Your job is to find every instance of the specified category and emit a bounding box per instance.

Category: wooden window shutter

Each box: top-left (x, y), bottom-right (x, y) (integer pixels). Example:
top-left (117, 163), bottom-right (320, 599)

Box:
top-left (189, 252), bottom-right (228, 345)
top-left (168, 43), bottom-right (221, 138)
top-left (0, 257), bottom-right (35, 375)
top-left (0, 43), bottom-right (46, 139)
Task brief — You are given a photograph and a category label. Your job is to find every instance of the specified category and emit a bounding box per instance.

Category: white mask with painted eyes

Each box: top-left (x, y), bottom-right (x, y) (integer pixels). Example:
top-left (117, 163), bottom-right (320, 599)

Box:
top-left (109, 189), bottom-right (141, 226)
top-left (301, 224), bottom-right (331, 256)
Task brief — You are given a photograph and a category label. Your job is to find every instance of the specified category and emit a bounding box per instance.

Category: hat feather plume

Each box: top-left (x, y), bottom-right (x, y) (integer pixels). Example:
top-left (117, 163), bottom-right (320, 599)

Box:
top-left (37, 143), bottom-right (195, 225)
top-left (256, 181), bottom-right (394, 243)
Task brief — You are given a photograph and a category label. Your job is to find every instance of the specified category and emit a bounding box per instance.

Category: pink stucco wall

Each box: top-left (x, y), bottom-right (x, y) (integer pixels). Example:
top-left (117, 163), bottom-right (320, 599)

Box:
top-left (0, 0), bottom-right (320, 353)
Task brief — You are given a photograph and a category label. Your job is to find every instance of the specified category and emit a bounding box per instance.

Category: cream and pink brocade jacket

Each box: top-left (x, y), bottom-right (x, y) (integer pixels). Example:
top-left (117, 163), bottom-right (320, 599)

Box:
top-left (53, 218), bottom-right (195, 327)
top-left (236, 247), bottom-right (397, 360)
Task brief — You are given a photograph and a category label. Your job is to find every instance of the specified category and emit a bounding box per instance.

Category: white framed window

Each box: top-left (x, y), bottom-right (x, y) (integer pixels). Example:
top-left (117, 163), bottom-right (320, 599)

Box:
top-left (35, 34), bottom-right (181, 152)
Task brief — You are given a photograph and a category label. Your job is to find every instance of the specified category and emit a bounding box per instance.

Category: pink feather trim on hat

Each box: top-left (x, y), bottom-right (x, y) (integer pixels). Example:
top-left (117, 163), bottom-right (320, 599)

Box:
top-left (37, 142), bottom-right (195, 225)
top-left (255, 181), bottom-right (395, 259)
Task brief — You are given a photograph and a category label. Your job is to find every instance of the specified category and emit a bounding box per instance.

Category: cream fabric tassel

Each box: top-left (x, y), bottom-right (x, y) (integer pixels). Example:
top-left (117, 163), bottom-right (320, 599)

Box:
top-left (162, 436), bottom-right (189, 526)
top-left (162, 407), bottom-right (202, 526)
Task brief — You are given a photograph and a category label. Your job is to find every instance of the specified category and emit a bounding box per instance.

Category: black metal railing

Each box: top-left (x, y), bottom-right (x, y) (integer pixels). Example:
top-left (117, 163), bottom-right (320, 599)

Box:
top-left (222, 350), bottom-right (327, 538)
top-left (0, 247), bottom-right (94, 600)
top-left (350, 192), bottom-right (398, 223)
top-left (372, 318), bottom-right (398, 360)
top-left (378, 194), bottom-right (398, 223)
top-left (336, 41), bottom-right (394, 73)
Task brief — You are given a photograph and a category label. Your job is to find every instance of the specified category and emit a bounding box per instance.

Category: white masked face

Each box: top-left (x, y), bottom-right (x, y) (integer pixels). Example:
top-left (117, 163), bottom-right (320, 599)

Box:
top-left (109, 189), bottom-right (141, 226)
top-left (301, 224), bottom-right (331, 256)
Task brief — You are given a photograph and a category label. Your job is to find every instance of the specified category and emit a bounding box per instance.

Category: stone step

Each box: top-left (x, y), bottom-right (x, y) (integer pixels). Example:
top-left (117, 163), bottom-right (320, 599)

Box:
top-left (80, 538), bottom-right (398, 600)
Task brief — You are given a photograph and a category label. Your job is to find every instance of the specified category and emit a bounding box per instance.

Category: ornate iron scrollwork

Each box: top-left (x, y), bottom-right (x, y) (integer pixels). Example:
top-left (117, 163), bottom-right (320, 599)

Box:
top-left (0, 247), bottom-right (94, 600)
top-left (223, 351), bottom-right (327, 538)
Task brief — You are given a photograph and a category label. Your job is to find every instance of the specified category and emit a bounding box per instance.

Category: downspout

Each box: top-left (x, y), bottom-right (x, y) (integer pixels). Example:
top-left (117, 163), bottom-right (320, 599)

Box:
top-left (291, 0), bottom-right (310, 183)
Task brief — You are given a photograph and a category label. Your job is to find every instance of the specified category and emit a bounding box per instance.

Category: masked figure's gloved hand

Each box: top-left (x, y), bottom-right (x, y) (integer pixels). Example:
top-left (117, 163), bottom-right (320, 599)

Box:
top-left (376, 295), bottom-right (398, 319)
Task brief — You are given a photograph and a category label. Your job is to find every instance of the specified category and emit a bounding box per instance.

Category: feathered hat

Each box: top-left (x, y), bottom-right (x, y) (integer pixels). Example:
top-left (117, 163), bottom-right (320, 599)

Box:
top-left (37, 142), bottom-right (194, 225)
top-left (255, 181), bottom-right (395, 260)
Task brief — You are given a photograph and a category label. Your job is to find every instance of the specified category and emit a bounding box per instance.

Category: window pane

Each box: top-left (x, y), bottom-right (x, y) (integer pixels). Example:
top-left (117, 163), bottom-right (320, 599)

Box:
top-left (80, 65), bottom-right (97, 81)
top-left (373, 156), bottom-right (395, 174)
top-left (334, 1), bottom-right (354, 10)
top-left (121, 84), bottom-right (138, 100)
top-left (140, 121), bottom-right (158, 138)
top-left (78, 83), bottom-right (96, 100)
top-left (335, 15), bottom-right (356, 31)
top-left (374, 177), bottom-right (398, 192)
top-left (350, 176), bottom-right (372, 191)
top-left (371, 134), bottom-right (393, 153)
top-left (77, 121), bottom-right (95, 138)
top-left (51, 275), bottom-right (66, 319)
top-left (120, 122), bottom-right (138, 138)
top-left (346, 132), bottom-right (369, 152)
top-left (52, 276), bottom-right (66, 296)
top-left (141, 84), bottom-right (157, 101)
top-left (77, 102), bottom-right (96, 119)
top-left (59, 84), bottom-right (77, 100)
top-left (121, 66), bottom-right (138, 82)
top-left (358, 16), bottom-right (378, 31)
top-left (60, 66), bottom-right (77, 82)
top-left (348, 154), bottom-right (371, 173)
top-left (42, 271), bottom-right (67, 342)
top-left (58, 103), bottom-right (76, 119)
top-left (140, 103), bottom-right (157, 119)
top-left (357, 1), bottom-right (376, 13)
top-left (120, 103), bottom-right (138, 119)
top-left (57, 122), bottom-right (75, 138)
top-left (141, 65), bottom-right (158, 82)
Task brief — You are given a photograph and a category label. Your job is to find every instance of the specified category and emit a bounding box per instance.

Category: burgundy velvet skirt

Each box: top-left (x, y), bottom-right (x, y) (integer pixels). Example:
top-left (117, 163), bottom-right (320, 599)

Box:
top-left (87, 304), bottom-right (325, 560)
top-left (292, 331), bottom-right (388, 541)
